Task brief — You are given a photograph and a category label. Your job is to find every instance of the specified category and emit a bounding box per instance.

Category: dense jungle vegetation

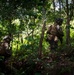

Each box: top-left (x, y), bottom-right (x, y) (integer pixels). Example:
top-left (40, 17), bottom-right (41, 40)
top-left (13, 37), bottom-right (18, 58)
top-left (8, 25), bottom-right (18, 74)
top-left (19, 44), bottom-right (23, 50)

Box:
top-left (0, 0), bottom-right (74, 75)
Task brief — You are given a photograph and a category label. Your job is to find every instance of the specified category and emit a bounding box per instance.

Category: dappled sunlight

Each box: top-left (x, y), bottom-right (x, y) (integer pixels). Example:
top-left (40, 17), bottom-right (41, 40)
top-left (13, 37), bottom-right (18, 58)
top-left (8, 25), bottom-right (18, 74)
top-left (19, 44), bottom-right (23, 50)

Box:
top-left (0, 0), bottom-right (74, 75)
top-left (12, 19), bottom-right (20, 26)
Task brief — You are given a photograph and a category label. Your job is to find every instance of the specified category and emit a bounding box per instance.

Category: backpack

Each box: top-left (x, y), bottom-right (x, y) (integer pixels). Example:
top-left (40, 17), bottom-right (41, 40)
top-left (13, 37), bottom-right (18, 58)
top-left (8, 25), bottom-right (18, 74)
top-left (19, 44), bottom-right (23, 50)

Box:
top-left (46, 25), bottom-right (64, 43)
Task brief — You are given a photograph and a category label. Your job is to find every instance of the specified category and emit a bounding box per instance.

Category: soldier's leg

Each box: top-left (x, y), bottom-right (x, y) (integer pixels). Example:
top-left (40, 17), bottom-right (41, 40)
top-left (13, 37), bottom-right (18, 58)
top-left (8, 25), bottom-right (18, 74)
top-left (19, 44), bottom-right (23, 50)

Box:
top-left (50, 40), bottom-right (58, 51)
top-left (54, 41), bottom-right (58, 50)
top-left (49, 40), bottom-right (55, 50)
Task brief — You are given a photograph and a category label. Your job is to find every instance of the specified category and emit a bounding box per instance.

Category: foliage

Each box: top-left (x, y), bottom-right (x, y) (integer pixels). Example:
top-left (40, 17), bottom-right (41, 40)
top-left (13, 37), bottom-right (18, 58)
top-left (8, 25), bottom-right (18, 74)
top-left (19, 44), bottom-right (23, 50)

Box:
top-left (0, 0), bottom-right (74, 75)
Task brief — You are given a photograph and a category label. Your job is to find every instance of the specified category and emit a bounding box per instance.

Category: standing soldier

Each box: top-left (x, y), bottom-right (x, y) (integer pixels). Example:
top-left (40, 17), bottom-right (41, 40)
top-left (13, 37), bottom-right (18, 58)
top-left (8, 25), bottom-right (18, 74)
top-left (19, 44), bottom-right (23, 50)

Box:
top-left (2, 33), bottom-right (12, 60)
top-left (46, 18), bottom-right (64, 50)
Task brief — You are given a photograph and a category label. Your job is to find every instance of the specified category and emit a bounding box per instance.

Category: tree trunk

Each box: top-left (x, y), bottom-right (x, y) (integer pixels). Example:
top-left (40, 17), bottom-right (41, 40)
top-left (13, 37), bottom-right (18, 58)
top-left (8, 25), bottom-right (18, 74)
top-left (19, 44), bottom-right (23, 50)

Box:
top-left (38, 21), bottom-right (46, 59)
top-left (59, 0), bottom-right (62, 17)
top-left (38, 7), bottom-right (46, 59)
top-left (53, 0), bottom-right (56, 18)
top-left (71, 0), bottom-right (74, 18)
top-left (17, 32), bottom-right (19, 50)
top-left (72, 0), bottom-right (74, 4)
top-left (66, 0), bottom-right (70, 46)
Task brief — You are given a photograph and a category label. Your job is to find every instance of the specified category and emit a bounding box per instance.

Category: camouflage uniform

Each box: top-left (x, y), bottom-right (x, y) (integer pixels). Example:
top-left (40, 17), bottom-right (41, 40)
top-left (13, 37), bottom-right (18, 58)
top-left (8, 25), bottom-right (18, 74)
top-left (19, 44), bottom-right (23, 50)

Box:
top-left (0, 34), bottom-right (12, 60)
top-left (46, 18), bottom-right (64, 50)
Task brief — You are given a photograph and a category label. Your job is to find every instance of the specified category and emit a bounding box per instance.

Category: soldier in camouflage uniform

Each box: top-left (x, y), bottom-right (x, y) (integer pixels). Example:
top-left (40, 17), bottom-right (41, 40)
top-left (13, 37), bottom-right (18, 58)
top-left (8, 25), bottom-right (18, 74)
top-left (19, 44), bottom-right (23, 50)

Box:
top-left (0, 33), bottom-right (12, 60)
top-left (46, 18), bottom-right (64, 50)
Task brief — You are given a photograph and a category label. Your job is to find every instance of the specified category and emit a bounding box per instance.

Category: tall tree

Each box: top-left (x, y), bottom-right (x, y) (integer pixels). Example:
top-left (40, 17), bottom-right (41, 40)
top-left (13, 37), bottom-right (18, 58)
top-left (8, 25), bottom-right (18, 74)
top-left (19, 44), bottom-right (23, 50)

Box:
top-left (53, 0), bottom-right (56, 18)
top-left (38, 1), bottom-right (47, 59)
top-left (66, 0), bottom-right (70, 46)
top-left (59, 0), bottom-right (62, 17)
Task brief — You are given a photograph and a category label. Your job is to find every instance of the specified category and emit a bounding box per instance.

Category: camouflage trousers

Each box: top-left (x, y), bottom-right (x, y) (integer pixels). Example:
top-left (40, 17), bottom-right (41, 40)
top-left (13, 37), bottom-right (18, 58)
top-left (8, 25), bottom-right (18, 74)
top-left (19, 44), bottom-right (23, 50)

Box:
top-left (49, 40), bottom-right (58, 51)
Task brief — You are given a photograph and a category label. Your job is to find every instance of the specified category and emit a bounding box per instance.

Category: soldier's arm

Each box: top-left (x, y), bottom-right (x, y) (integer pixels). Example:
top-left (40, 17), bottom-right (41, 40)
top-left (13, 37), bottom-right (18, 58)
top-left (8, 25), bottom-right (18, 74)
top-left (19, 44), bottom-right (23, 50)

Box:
top-left (57, 27), bottom-right (64, 44)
